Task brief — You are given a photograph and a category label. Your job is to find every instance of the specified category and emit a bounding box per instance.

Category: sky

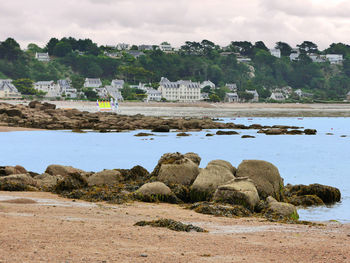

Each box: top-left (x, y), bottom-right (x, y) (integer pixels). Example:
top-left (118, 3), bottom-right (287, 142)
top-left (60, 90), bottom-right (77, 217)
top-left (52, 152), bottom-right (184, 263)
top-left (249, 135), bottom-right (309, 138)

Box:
top-left (1, 0), bottom-right (350, 50)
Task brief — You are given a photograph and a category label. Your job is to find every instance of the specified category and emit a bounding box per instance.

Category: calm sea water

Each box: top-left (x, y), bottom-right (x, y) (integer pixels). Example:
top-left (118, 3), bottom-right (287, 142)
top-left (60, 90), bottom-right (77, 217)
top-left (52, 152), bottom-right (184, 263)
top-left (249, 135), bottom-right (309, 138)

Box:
top-left (0, 117), bottom-right (349, 223)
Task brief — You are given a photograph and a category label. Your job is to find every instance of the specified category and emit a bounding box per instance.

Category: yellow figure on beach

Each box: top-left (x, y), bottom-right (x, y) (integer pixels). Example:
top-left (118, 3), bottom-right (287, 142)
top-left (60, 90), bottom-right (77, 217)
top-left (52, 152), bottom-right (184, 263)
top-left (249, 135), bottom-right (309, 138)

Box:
top-left (97, 99), bottom-right (118, 112)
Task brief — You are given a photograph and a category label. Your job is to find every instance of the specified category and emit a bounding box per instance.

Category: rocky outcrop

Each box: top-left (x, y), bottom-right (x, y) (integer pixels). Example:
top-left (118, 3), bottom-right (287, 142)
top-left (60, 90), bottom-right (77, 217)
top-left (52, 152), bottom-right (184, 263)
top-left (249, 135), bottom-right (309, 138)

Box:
top-left (236, 160), bottom-right (283, 201)
top-left (0, 165), bottom-right (27, 176)
top-left (135, 182), bottom-right (178, 203)
top-left (152, 153), bottom-right (200, 186)
top-left (0, 102), bottom-right (317, 133)
top-left (0, 174), bottom-right (37, 191)
top-left (190, 202), bottom-right (252, 217)
top-left (264, 196), bottom-right (299, 221)
top-left (35, 173), bottom-right (62, 190)
top-left (45, 165), bottom-right (87, 177)
top-left (287, 195), bottom-right (324, 207)
top-left (285, 183), bottom-right (341, 204)
top-left (136, 182), bottom-right (172, 196)
top-left (216, 130), bottom-right (239, 135)
top-left (191, 161), bottom-right (235, 200)
top-left (87, 170), bottom-right (122, 187)
top-left (183, 152), bottom-right (201, 166)
top-left (213, 178), bottom-right (260, 210)
top-left (207, 160), bottom-right (236, 175)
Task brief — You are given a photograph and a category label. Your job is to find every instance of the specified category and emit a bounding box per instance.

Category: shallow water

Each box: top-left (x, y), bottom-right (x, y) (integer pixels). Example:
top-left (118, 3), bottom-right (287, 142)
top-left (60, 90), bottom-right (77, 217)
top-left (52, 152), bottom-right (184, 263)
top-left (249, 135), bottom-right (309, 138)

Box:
top-left (0, 117), bottom-right (349, 223)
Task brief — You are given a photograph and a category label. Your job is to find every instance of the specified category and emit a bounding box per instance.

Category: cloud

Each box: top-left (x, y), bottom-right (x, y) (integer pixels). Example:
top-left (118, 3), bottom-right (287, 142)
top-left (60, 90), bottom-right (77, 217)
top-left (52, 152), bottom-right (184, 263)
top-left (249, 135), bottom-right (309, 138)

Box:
top-left (1, 0), bottom-right (350, 49)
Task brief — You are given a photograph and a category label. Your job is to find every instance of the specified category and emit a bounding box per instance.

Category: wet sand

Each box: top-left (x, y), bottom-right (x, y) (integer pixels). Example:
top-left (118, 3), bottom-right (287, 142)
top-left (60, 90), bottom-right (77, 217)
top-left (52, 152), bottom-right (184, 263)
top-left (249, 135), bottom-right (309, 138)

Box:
top-left (0, 125), bottom-right (44, 132)
top-left (0, 191), bottom-right (349, 262)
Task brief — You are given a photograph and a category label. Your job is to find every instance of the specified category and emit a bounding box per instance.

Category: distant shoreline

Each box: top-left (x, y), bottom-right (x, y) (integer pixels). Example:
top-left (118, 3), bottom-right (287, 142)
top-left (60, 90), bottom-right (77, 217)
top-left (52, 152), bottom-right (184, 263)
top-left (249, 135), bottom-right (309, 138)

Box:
top-left (2, 100), bottom-right (350, 117)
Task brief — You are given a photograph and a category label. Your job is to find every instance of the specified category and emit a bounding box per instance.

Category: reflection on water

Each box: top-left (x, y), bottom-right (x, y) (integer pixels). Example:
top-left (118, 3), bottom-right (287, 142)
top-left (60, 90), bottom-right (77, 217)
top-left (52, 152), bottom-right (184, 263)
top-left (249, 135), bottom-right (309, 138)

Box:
top-left (0, 117), bottom-right (349, 223)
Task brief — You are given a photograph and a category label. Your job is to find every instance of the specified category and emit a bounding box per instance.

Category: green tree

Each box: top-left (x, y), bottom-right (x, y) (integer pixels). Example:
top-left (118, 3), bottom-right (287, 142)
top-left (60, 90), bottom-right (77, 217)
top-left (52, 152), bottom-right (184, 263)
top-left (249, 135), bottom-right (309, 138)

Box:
top-left (0, 38), bottom-right (23, 61)
top-left (46, 38), bottom-right (59, 55)
top-left (12, 78), bottom-right (38, 95)
top-left (53, 42), bottom-right (72, 57)
top-left (275, 42), bottom-right (292, 57)
top-left (297, 41), bottom-right (319, 54)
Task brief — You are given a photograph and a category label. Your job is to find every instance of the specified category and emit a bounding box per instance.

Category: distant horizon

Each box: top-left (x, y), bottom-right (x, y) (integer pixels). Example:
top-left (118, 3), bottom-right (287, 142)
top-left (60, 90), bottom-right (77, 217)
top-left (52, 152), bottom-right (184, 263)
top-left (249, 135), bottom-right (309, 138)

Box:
top-left (1, 0), bottom-right (350, 50)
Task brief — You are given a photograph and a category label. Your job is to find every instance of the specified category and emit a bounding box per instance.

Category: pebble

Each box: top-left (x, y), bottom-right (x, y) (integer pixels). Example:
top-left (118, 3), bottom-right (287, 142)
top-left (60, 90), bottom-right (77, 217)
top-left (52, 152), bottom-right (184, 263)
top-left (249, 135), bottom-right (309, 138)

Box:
top-left (140, 254), bottom-right (148, 258)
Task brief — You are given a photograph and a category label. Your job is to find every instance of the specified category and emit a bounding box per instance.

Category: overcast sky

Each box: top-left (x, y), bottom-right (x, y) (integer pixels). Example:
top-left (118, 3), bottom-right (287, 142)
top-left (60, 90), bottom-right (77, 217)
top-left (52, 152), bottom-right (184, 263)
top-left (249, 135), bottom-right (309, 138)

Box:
top-left (1, 0), bottom-right (350, 50)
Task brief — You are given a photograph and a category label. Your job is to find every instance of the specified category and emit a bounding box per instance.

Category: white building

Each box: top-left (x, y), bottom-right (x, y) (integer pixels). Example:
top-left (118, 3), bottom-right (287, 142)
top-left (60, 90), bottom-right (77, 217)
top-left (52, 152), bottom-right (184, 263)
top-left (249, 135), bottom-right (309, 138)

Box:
top-left (309, 54), bottom-right (327, 63)
top-left (269, 49), bottom-right (281, 58)
top-left (270, 92), bottom-right (285, 101)
top-left (84, 78), bottom-right (102, 88)
top-left (0, 79), bottom-right (21, 98)
top-left (34, 81), bottom-right (60, 98)
top-left (35, 52), bottom-right (50, 62)
top-left (225, 92), bottom-right (239, 103)
top-left (58, 79), bottom-right (77, 98)
top-left (160, 43), bottom-right (173, 52)
top-left (111, 79), bottom-right (125, 90)
top-left (158, 77), bottom-right (201, 102)
top-left (200, 80), bottom-right (215, 89)
top-left (105, 86), bottom-right (124, 101)
top-left (326, 54), bottom-right (343, 64)
top-left (246, 90), bottom-right (259, 102)
top-left (117, 43), bottom-right (130, 50)
top-left (138, 45), bottom-right (154, 51)
top-left (146, 89), bottom-right (162, 102)
top-left (225, 83), bottom-right (237, 91)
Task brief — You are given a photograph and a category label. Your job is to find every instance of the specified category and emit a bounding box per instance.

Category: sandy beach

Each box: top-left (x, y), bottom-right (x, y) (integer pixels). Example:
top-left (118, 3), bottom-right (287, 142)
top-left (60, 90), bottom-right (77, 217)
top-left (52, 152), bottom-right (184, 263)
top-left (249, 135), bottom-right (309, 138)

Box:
top-left (2, 100), bottom-right (350, 117)
top-left (0, 191), bottom-right (349, 263)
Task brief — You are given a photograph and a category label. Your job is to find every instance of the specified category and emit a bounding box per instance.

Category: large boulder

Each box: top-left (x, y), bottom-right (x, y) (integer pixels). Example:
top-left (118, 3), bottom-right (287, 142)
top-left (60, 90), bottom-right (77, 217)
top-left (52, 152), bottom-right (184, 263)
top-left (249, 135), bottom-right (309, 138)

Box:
top-left (0, 174), bottom-right (37, 191)
top-left (35, 173), bottom-right (62, 190)
top-left (136, 182), bottom-right (172, 196)
top-left (45, 165), bottom-right (87, 177)
top-left (135, 182), bottom-right (178, 203)
top-left (207, 160), bottom-right (236, 175)
top-left (0, 165), bottom-right (27, 176)
top-left (153, 153), bottom-right (200, 186)
top-left (191, 163), bottom-right (235, 200)
top-left (236, 160), bottom-right (283, 201)
top-left (184, 152), bottom-right (201, 165)
top-left (285, 183), bottom-right (341, 204)
top-left (213, 178), bottom-right (260, 210)
top-left (87, 170), bottom-right (122, 187)
top-left (264, 196), bottom-right (299, 221)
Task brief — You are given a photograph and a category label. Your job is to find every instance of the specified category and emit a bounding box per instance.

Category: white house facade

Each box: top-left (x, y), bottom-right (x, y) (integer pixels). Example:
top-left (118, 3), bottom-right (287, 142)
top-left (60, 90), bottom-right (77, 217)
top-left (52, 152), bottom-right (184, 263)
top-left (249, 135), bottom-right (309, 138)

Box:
top-left (270, 92), bottom-right (285, 101)
top-left (158, 77), bottom-right (201, 102)
top-left (58, 79), bottom-right (77, 98)
top-left (111, 79), bottom-right (125, 90)
top-left (146, 89), bottom-right (162, 102)
top-left (246, 90), bottom-right (259, 102)
top-left (225, 92), bottom-right (239, 103)
top-left (0, 79), bottom-right (21, 98)
top-left (34, 81), bottom-right (60, 98)
top-left (35, 52), bottom-right (50, 62)
top-left (326, 54), bottom-right (343, 64)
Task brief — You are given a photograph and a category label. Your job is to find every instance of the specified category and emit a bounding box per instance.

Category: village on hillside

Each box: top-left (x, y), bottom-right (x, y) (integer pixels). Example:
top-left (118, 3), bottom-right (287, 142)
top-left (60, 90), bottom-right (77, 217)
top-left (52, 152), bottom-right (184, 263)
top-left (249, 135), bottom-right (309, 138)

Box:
top-left (1, 38), bottom-right (350, 103)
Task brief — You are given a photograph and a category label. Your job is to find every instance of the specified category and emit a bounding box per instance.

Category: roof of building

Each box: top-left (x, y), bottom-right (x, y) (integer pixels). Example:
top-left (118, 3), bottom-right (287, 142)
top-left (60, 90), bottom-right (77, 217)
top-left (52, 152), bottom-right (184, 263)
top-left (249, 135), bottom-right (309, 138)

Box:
top-left (226, 92), bottom-right (239, 97)
top-left (85, 78), bottom-right (102, 84)
top-left (35, 81), bottom-right (55, 85)
top-left (0, 81), bottom-right (18, 93)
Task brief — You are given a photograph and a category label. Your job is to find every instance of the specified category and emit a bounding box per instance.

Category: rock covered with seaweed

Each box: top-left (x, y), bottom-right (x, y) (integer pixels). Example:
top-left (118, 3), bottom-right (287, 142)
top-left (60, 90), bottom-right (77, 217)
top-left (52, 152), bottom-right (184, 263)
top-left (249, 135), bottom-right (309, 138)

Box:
top-left (0, 152), bottom-right (341, 223)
